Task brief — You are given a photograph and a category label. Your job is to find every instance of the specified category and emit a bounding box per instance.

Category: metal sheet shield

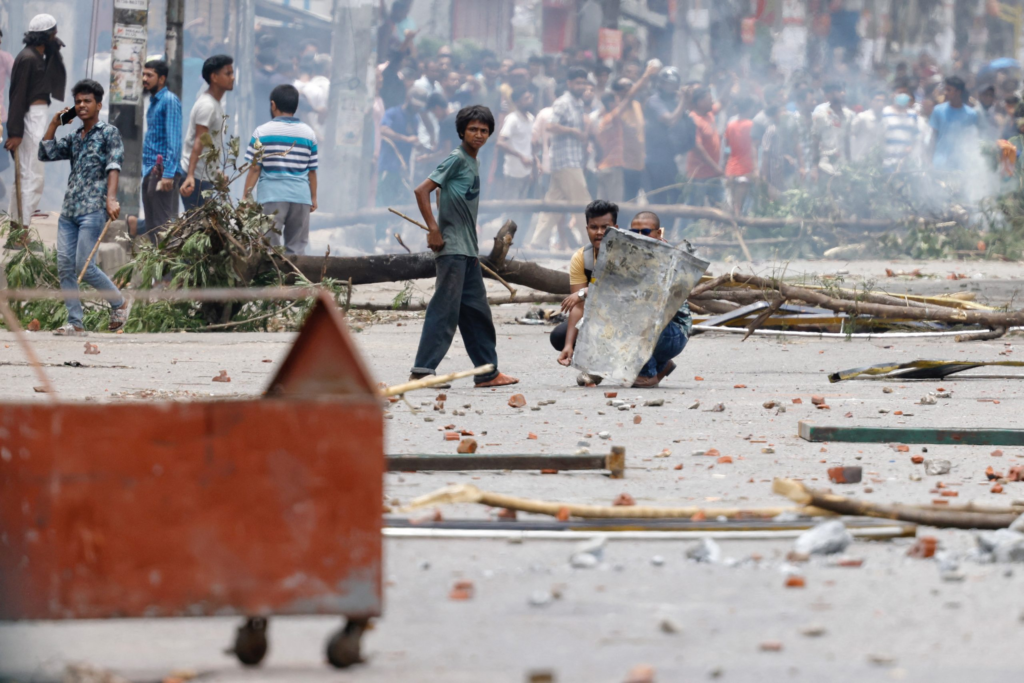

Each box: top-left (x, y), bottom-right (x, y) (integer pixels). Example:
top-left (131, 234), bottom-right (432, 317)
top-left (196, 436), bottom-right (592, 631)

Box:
top-left (572, 229), bottom-right (710, 385)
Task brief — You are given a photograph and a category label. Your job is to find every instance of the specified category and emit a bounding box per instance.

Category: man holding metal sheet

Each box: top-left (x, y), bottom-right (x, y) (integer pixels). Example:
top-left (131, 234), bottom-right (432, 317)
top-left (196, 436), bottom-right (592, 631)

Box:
top-left (550, 201), bottom-right (691, 388)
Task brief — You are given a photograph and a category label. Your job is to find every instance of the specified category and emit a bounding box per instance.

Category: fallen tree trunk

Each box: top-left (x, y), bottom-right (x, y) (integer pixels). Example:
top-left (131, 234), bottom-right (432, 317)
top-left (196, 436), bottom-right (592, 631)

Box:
top-left (351, 292), bottom-right (563, 311)
top-left (326, 201), bottom-right (939, 232)
top-left (288, 219), bottom-right (573, 294)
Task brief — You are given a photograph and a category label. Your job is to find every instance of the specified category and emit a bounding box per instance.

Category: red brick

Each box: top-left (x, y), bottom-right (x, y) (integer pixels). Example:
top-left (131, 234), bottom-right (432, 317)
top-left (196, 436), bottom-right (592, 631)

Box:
top-left (828, 466), bottom-right (863, 484)
top-left (785, 575), bottom-right (806, 588)
top-left (508, 394), bottom-right (527, 408)
top-left (443, 431), bottom-right (460, 441)
top-left (907, 537), bottom-right (937, 558)
top-left (613, 493), bottom-right (636, 506)
top-left (457, 438), bottom-right (478, 454)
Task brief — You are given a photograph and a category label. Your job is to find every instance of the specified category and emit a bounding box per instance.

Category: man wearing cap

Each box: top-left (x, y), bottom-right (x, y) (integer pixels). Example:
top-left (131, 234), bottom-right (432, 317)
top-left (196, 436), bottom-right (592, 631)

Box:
top-left (5, 13), bottom-right (66, 225)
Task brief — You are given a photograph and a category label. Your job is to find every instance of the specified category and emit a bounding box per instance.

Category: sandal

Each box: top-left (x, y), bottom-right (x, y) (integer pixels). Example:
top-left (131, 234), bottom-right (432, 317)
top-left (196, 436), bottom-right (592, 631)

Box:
top-left (109, 300), bottom-right (132, 332)
top-left (53, 324), bottom-right (87, 336)
top-left (475, 372), bottom-right (519, 388)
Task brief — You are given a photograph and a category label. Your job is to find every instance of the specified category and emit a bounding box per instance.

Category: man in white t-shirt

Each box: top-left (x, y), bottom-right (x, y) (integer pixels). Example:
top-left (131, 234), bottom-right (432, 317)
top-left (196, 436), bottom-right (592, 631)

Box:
top-left (180, 54), bottom-right (235, 211)
top-left (496, 88), bottom-right (535, 201)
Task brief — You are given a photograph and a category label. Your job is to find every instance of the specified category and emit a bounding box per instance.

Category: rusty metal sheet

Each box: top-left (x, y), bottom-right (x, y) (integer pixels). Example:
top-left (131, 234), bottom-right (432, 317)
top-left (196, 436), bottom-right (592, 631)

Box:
top-left (266, 294), bottom-right (378, 398)
top-left (573, 229), bottom-right (709, 385)
top-left (0, 399), bottom-right (384, 621)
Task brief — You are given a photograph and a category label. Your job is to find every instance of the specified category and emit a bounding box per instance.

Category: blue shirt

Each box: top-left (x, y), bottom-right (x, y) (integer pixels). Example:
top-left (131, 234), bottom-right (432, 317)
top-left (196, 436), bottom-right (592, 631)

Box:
top-left (39, 121), bottom-right (124, 218)
top-left (379, 105), bottom-right (420, 175)
top-left (142, 86), bottom-right (183, 179)
top-left (244, 116), bottom-right (318, 205)
top-left (929, 102), bottom-right (979, 171)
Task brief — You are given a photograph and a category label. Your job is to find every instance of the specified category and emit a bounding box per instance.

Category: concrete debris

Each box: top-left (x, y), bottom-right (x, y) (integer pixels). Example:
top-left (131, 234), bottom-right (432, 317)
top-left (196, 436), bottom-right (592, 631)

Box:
top-left (688, 400), bottom-right (700, 409)
top-left (709, 403), bottom-right (726, 412)
top-left (598, 431), bottom-right (612, 440)
top-left (651, 555), bottom-right (665, 566)
top-left (919, 394), bottom-right (937, 405)
top-left (924, 459), bottom-right (951, 476)
top-left (643, 398), bottom-right (665, 407)
top-left (659, 616), bottom-right (681, 634)
top-left (570, 537), bottom-right (606, 569)
top-left (686, 538), bottom-right (721, 564)
top-left (800, 625), bottom-right (827, 637)
top-left (528, 590), bottom-right (554, 607)
top-left (623, 664), bottom-right (656, 683)
top-left (794, 521), bottom-right (853, 556)
top-left (63, 664), bottom-right (130, 683)
top-left (977, 529), bottom-right (1024, 563)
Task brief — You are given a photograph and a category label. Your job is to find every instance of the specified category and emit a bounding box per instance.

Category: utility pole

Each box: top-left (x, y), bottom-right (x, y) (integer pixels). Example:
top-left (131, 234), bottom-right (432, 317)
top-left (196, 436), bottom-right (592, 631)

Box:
top-left (165, 0), bottom-right (185, 98)
top-left (235, 0), bottom-right (257, 145)
top-left (108, 0), bottom-right (150, 218)
top-left (325, 0), bottom-right (376, 214)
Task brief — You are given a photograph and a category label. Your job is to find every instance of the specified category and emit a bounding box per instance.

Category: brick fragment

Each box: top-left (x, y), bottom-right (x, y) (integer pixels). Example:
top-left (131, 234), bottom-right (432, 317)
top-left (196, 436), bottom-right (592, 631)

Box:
top-left (457, 438), bottom-right (478, 454)
top-left (508, 394), bottom-right (527, 408)
top-left (828, 466), bottom-right (862, 484)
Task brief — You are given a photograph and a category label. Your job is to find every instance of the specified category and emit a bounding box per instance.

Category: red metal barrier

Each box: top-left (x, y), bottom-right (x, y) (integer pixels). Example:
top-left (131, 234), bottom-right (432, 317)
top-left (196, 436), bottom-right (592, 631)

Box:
top-left (0, 294), bottom-right (383, 667)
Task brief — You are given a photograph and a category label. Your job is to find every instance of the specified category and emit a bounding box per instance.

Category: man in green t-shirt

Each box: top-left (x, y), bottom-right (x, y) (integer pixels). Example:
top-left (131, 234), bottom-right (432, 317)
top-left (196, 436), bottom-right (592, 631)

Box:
top-left (409, 105), bottom-right (519, 387)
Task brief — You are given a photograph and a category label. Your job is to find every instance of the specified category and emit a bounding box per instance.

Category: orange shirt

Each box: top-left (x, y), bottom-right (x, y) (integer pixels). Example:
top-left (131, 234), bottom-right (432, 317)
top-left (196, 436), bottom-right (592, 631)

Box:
top-left (725, 118), bottom-right (755, 177)
top-left (686, 111), bottom-right (721, 179)
top-left (596, 101), bottom-right (645, 172)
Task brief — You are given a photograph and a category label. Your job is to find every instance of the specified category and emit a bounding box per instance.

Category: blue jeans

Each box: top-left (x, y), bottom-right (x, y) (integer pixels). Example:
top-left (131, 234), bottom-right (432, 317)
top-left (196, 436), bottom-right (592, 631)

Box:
top-left (549, 320), bottom-right (688, 378)
top-left (638, 321), bottom-right (687, 378)
top-left (57, 210), bottom-right (124, 328)
top-left (412, 255), bottom-right (500, 384)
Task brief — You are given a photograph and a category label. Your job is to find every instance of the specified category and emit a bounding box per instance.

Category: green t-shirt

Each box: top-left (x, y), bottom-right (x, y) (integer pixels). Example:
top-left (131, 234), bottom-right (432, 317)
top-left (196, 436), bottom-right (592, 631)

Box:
top-left (428, 146), bottom-right (480, 258)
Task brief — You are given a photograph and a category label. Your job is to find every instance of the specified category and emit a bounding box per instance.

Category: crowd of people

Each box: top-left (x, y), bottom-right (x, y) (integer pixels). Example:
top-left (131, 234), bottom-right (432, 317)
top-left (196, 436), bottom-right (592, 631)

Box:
top-left (372, 8), bottom-right (1023, 250)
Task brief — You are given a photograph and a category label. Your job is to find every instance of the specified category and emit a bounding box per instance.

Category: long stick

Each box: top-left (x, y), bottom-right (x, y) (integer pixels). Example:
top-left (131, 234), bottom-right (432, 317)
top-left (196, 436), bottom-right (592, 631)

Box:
top-left (388, 207), bottom-right (518, 300)
top-left (77, 219), bottom-right (114, 284)
top-left (773, 478), bottom-right (1021, 529)
top-left (0, 297), bottom-right (56, 398)
top-left (402, 483), bottom-right (834, 520)
top-left (380, 363), bottom-right (495, 397)
top-left (12, 149), bottom-right (24, 228)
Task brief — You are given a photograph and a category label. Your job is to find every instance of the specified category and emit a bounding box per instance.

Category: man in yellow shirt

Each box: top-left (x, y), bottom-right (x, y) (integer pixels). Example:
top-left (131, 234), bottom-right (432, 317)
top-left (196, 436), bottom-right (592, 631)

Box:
top-left (550, 202), bottom-right (690, 387)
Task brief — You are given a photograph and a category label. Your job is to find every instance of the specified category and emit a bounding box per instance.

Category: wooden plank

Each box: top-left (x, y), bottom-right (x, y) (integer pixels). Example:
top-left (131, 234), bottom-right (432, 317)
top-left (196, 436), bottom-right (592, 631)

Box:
top-left (387, 449), bottom-right (625, 477)
top-left (799, 420), bottom-right (1024, 446)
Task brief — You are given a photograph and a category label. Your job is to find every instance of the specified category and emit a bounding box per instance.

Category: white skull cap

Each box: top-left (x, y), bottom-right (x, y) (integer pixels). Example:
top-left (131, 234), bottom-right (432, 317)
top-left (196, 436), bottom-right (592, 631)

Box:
top-left (29, 14), bottom-right (58, 32)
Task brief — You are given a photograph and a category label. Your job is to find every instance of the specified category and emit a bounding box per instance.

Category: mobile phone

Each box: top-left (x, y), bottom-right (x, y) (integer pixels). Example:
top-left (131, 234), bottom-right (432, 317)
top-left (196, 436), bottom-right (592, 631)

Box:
top-left (60, 109), bottom-right (76, 125)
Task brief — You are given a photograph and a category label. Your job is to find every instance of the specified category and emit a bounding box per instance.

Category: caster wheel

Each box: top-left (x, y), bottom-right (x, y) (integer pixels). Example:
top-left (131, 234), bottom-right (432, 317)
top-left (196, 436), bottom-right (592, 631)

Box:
top-left (227, 616), bottom-right (268, 667)
top-left (326, 617), bottom-right (369, 668)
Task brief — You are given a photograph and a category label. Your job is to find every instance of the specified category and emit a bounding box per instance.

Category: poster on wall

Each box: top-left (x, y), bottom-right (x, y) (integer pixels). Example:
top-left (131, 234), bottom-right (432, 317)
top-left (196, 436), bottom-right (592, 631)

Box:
top-left (110, 23), bottom-right (147, 105)
top-left (114, 0), bottom-right (148, 9)
top-left (598, 28), bottom-right (622, 60)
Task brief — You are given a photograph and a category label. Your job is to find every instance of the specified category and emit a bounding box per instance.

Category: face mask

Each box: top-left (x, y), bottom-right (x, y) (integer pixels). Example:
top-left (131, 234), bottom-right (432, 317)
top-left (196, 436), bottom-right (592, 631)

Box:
top-left (894, 93), bottom-right (911, 108)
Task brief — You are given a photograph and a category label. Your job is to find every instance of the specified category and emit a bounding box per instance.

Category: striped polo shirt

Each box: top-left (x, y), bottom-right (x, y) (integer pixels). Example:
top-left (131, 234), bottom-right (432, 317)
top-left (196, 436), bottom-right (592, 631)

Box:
top-left (245, 116), bottom-right (318, 205)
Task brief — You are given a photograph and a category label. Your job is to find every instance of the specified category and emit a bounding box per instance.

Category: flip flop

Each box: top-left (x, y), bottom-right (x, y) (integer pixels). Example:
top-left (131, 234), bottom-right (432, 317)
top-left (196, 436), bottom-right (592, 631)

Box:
top-left (475, 372), bottom-right (519, 388)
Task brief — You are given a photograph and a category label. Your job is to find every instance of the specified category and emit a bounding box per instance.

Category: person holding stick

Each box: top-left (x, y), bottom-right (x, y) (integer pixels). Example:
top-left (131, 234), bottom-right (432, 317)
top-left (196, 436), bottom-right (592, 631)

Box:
top-left (408, 104), bottom-right (519, 388)
top-left (38, 79), bottom-right (128, 335)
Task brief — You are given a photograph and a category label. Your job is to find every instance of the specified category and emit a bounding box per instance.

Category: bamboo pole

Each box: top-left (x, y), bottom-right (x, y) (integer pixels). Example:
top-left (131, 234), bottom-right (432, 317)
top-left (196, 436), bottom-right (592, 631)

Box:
top-left (380, 364), bottom-right (495, 397)
top-left (403, 483), bottom-right (833, 520)
top-left (77, 219), bottom-right (114, 284)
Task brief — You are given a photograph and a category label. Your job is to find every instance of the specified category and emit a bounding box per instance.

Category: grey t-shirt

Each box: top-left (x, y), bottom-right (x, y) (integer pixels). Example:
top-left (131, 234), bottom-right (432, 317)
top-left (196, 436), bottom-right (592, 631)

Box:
top-left (428, 146), bottom-right (480, 258)
top-left (180, 92), bottom-right (225, 181)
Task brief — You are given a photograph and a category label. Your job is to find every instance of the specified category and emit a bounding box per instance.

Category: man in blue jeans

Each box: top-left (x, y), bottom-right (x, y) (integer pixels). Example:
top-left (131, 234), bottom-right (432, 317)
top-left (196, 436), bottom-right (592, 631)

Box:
top-left (409, 105), bottom-right (519, 388)
top-left (39, 78), bottom-right (128, 335)
top-left (551, 204), bottom-right (689, 388)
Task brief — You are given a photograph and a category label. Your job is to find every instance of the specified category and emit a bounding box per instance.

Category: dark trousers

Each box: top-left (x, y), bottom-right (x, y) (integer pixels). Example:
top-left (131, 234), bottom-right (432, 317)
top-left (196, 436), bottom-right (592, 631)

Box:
top-left (550, 320), bottom-right (688, 378)
top-left (140, 168), bottom-right (181, 236)
top-left (412, 255), bottom-right (500, 384)
top-left (623, 169), bottom-right (643, 203)
top-left (181, 178), bottom-right (215, 212)
top-left (644, 159), bottom-right (681, 203)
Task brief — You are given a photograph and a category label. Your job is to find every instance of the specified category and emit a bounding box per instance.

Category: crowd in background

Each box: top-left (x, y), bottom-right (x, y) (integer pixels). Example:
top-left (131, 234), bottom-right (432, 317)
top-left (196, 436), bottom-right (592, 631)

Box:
top-left (371, 0), bottom-right (1024, 251)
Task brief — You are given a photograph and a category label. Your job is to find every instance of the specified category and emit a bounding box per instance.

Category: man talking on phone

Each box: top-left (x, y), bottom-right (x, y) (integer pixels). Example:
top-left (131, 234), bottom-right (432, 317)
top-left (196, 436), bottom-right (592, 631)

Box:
top-left (38, 79), bottom-right (129, 335)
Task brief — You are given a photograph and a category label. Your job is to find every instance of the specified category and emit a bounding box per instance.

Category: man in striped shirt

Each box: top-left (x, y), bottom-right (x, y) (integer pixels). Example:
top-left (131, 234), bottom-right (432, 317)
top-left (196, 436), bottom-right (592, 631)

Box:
top-left (243, 84), bottom-right (318, 256)
top-left (881, 80), bottom-right (920, 172)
